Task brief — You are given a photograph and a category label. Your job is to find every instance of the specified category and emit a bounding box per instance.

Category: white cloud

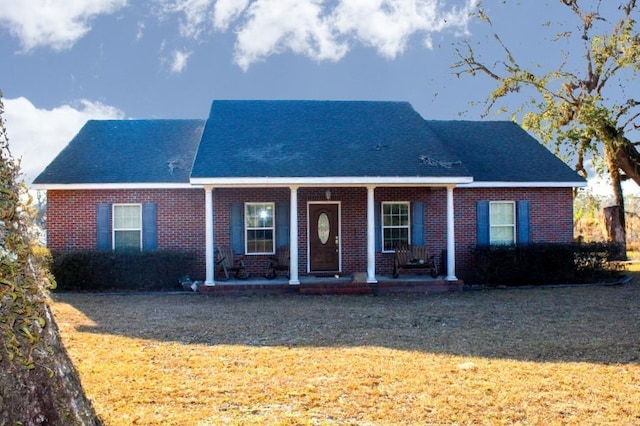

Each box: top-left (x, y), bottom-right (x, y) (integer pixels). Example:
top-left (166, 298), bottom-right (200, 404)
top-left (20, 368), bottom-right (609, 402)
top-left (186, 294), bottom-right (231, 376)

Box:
top-left (0, 0), bottom-right (127, 51)
top-left (170, 49), bottom-right (192, 73)
top-left (234, 0), bottom-right (348, 70)
top-left (333, 0), bottom-right (475, 59)
top-left (157, 0), bottom-right (216, 39)
top-left (158, 0), bottom-right (478, 70)
top-left (3, 97), bottom-right (124, 184)
top-left (136, 21), bottom-right (145, 40)
top-left (213, 0), bottom-right (250, 30)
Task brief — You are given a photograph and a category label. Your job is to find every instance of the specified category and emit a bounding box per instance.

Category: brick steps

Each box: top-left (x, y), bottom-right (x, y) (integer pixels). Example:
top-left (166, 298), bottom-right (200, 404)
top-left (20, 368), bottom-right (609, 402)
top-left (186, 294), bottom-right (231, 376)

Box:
top-left (299, 283), bottom-right (373, 295)
top-left (197, 277), bottom-right (463, 296)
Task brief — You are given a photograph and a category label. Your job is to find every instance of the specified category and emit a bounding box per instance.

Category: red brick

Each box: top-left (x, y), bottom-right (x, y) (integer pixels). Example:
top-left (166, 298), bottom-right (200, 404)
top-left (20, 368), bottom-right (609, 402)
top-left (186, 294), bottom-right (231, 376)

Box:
top-left (46, 186), bottom-right (575, 282)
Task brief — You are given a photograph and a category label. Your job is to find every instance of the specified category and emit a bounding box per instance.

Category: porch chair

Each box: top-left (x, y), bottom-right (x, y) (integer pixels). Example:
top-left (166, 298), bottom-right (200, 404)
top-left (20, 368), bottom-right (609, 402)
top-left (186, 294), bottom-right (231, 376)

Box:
top-left (393, 244), bottom-right (438, 278)
top-left (265, 245), bottom-right (290, 279)
top-left (215, 246), bottom-right (250, 280)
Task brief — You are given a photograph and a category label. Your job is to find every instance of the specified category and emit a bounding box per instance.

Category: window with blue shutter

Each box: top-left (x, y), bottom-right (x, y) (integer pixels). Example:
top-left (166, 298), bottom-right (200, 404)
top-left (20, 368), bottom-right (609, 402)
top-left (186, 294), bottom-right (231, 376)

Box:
top-left (142, 203), bottom-right (157, 250)
top-left (97, 202), bottom-right (157, 251)
top-left (477, 200), bottom-right (530, 245)
top-left (276, 202), bottom-right (290, 248)
top-left (230, 203), bottom-right (244, 254)
top-left (411, 201), bottom-right (425, 246)
top-left (476, 201), bottom-right (490, 246)
top-left (97, 203), bottom-right (111, 250)
top-left (517, 200), bottom-right (530, 244)
top-left (374, 203), bottom-right (381, 252)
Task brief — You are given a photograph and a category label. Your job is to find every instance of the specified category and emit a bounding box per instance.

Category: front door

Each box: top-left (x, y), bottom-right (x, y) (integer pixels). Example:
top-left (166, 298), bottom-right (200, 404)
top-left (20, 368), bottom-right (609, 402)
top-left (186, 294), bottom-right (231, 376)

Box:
top-left (309, 203), bottom-right (340, 272)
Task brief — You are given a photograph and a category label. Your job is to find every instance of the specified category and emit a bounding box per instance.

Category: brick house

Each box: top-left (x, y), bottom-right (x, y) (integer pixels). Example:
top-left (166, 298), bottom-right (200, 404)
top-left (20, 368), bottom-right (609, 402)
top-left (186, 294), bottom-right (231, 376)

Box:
top-left (33, 100), bottom-right (585, 288)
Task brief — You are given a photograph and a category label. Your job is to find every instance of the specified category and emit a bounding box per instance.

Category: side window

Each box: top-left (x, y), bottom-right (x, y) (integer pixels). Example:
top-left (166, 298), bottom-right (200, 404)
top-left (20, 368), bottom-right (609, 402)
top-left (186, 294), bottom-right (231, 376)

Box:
top-left (382, 202), bottom-right (410, 252)
top-left (489, 201), bottom-right (516, 245)
top-left (245, 202), bottom-right (275, 254)
top-left (113, 204), bottom-right (142, 250)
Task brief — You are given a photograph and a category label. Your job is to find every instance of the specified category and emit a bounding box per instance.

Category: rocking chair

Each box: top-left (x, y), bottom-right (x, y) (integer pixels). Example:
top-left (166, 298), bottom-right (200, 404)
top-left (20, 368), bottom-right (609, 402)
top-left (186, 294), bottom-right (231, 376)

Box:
top-left (216, 246), bottom-right (250, 280)
top-left (265, 245), bottom-right (290, 279)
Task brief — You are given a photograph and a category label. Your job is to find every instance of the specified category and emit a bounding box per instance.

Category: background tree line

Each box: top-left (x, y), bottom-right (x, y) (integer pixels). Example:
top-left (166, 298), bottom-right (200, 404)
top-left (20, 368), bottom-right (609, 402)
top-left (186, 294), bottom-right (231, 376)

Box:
top-left (575, 188), bottom-right (640, 252)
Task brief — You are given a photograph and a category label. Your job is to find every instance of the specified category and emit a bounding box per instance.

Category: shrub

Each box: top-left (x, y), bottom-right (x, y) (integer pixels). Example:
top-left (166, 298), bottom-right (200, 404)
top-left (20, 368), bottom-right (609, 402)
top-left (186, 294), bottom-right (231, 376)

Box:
top-left (51, 250), bottom-right (195, 292)
top-left (472, 242), bottom-right (623, 286)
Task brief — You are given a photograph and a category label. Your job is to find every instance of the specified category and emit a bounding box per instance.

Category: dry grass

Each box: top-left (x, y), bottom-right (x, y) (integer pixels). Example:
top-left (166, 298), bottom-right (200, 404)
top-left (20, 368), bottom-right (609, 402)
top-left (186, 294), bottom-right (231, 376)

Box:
top-left (50, 279), bottom-right (640, 425)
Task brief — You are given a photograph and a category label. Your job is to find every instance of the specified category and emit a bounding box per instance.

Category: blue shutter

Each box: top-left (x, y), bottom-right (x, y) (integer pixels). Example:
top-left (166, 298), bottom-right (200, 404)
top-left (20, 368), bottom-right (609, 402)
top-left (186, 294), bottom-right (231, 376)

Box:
top-left (374, 203), bottom-right (382, 252)
top-left (476, 201), bottom-right (490, 246)
top-left (517, 200), bottom-right (530, 245)
top-left (142, 203), bottom-right (157, 250)
top-left (230, 203), bottom-right (244, 254)
top-left (411, 202), bottom-right (425, 246)
top-left (96, 203), bottom-right (111, 250)
top-left (276, 203), bottom-right (290, 248)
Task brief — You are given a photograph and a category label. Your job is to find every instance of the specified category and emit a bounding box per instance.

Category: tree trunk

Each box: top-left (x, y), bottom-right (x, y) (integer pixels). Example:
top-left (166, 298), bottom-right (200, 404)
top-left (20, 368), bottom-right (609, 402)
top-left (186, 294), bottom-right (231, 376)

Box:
top-left (603, 144), bottom-right (628, 260)
top-left (0, 302), bottom-right (102, 425)
top-left (1, 92), bottom-right (99, 426)
top-left (616, 136), bottom-right (640, 188)
top-left (602, 205), bottom-right (627, 260)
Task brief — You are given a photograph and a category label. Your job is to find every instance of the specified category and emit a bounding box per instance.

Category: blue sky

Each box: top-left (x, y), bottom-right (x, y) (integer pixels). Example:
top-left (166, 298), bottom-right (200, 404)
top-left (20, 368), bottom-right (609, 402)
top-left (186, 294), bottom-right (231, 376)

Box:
top-left (0, 0), bottom-right (632, 193)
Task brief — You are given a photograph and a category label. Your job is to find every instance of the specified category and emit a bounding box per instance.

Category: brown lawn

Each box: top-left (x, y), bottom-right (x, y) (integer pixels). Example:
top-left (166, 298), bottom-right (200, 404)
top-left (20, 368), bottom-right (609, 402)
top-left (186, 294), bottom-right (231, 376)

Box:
top-left (50, 278), bottom-right (640, 425)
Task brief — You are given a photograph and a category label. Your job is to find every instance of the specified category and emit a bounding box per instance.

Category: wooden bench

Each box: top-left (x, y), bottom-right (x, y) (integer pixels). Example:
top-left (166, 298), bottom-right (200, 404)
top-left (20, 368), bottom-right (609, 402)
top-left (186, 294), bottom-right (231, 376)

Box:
top-left (393, 244), bottom-right (438, 278)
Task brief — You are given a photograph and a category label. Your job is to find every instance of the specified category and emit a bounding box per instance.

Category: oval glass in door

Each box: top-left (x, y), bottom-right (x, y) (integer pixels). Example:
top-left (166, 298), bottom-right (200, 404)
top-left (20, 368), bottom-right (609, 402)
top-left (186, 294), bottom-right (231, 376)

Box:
top-left (317, 212), bottom-right (330, 244)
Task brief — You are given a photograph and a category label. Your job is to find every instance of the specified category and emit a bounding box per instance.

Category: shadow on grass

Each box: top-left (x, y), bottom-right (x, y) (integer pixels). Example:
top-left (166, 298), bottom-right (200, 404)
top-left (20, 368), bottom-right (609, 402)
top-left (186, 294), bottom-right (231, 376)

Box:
top-left (53, 277), bottom-right (640, 365)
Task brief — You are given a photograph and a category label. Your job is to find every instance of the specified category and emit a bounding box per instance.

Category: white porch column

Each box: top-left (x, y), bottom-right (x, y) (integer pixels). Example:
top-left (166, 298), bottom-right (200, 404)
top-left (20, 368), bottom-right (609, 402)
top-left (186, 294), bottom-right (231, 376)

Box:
top-left (289, 186), bottom-right (300, 285)
top-left (204, 186), bottom-right (215, 286)
top-left (366, 185), bottom-right (378, 283)
top-left (446, 185), bottom-right (458, 281)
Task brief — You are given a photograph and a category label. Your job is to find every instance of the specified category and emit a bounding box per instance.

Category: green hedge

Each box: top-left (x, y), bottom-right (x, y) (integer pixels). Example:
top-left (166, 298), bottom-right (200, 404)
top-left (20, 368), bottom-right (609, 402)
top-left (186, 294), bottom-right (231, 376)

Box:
top-left (51, 250), bottom-right (195, 292)
top-left (472, 242), bottom-right (623, 286)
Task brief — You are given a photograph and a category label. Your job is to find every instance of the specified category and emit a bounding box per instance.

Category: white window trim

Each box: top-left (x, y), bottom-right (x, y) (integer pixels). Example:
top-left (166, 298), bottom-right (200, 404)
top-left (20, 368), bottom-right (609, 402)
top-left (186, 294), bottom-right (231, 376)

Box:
top-left (489, 201), bottom-right (516, 245)
top-left (112, 203), bottom-right (142, 250)
top-left (381, 201), bottom-right (411, 253)
top-left (244, 202), bottom-right (276, 255)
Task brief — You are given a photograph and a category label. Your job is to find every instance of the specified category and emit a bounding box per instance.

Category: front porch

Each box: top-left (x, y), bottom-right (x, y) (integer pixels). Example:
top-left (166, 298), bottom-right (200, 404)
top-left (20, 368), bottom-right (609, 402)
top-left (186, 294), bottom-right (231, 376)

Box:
top-left (202, 185), bottom-right (461, 287)
top-left (198, 274), bottom-right (464, 296)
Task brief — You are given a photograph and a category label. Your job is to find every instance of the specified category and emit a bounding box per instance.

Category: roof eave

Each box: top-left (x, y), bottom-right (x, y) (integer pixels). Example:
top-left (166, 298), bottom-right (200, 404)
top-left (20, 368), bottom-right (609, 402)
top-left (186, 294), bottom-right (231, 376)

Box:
top-left (462, 181), bottom-right (587, 188)
top-left (189, 176), bottom-right (474, 187)
top-left (30, 183), bottom-right (200, 190)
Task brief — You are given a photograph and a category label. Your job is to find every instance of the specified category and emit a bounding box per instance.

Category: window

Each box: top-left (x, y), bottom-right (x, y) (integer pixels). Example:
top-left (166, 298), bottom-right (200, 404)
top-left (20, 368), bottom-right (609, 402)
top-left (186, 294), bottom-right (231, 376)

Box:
top-left (113, 204), bottom-right (142, 250)
top-left (382, 202), bottom-right (410, 251)
top-left (245, 203), bottom-right (275, 254)
top-left (490, 201), bottom-right (516, 245)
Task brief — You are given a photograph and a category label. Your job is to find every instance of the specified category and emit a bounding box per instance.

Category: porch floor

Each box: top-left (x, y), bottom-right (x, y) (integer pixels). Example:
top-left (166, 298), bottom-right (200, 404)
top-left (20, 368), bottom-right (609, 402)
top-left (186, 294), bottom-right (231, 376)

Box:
top-left (198, 274), bottom-right (463, 296)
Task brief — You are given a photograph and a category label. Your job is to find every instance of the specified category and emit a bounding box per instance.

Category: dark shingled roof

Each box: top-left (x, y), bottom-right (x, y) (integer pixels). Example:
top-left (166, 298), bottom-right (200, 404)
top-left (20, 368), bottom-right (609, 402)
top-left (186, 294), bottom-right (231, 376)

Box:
top-left (425, 120), bottom-right (584, 183)
top-left (191, 100), bottom-right (470, 179)
top-left (33, 119), bottom-right (205, 184)
top-left (33, 100), bottom-right (585, 186)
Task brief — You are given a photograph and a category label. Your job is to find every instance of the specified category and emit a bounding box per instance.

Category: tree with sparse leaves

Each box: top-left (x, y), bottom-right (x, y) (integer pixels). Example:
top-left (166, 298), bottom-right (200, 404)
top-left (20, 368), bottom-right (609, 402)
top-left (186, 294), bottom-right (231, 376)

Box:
top-left (0, 92), bottom-right (101, 424)
top-left (454, 0), bottom-right (640, 254)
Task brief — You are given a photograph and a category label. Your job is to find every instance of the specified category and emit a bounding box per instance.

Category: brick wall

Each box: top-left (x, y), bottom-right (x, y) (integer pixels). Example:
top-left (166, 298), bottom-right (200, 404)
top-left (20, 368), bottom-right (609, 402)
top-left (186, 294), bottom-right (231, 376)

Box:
top-left (453, 187), bottom-right (575, 280)
top-left (47, 188), bottom-right (206, 278)
top-left (46, 185), bottom-right (575, 282)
